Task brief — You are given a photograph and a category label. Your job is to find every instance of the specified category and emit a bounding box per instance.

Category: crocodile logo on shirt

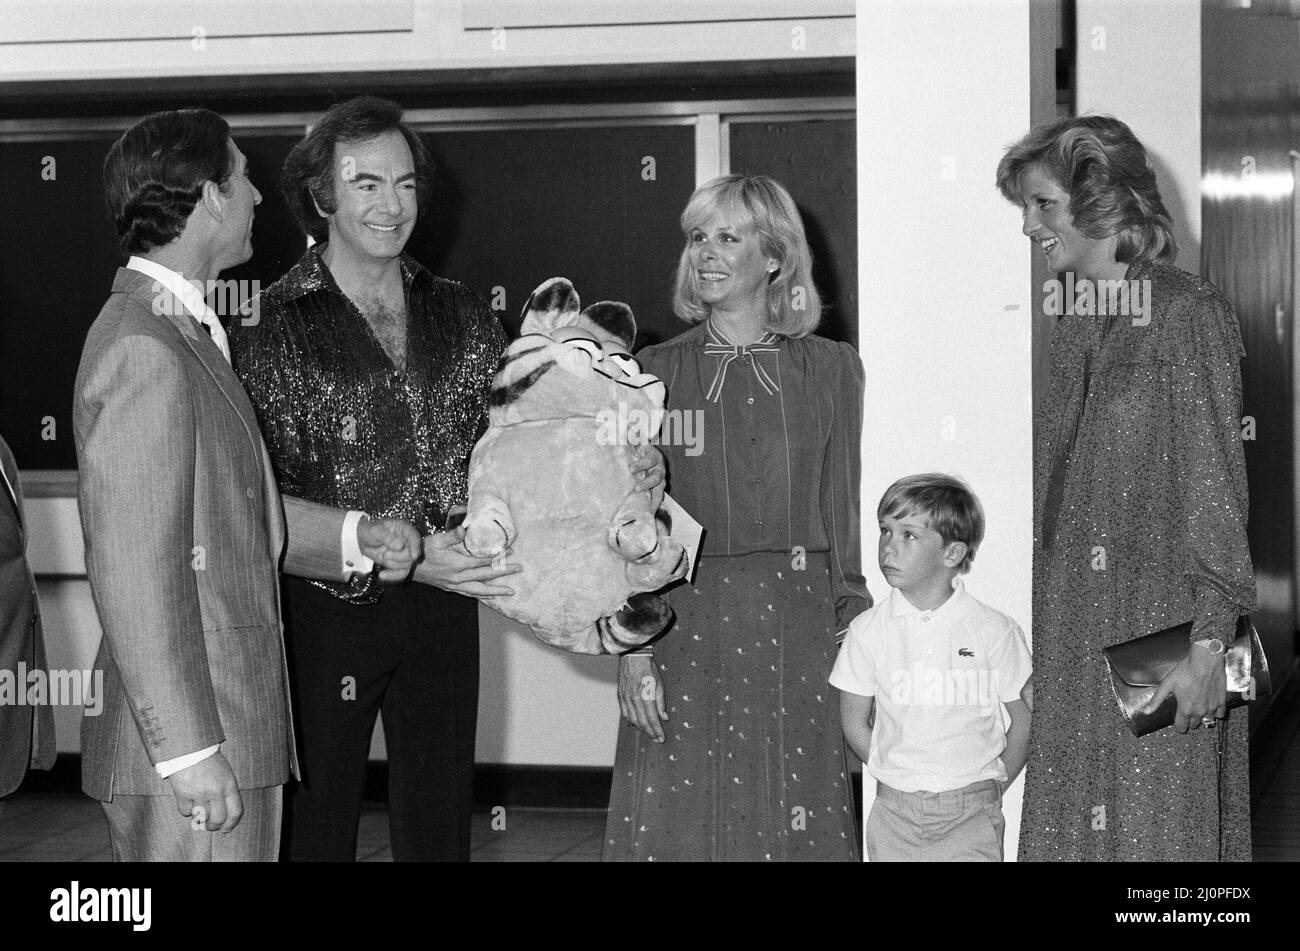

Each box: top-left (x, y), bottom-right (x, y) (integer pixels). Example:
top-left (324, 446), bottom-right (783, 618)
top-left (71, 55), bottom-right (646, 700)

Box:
top-left (958, 648), bottom-right (974, 658)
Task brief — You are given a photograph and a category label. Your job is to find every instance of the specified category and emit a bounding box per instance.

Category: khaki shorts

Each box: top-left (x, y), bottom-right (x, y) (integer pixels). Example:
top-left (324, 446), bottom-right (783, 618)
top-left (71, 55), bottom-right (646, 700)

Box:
top-left (866, 779), bottom-right (1004, 862)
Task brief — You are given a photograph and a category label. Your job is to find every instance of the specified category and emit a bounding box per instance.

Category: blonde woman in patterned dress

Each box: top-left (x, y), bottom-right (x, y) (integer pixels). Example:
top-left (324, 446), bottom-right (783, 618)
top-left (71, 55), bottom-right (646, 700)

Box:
top-left (998, 116), bottom-right (1255, 861)
top-left (602, 175), bottom-right (870, 861)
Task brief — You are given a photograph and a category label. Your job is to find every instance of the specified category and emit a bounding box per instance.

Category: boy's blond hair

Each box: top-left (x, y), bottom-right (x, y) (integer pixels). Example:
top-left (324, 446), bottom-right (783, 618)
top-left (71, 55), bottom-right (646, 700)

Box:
top-left (878, 473), bottom-right (985, 573)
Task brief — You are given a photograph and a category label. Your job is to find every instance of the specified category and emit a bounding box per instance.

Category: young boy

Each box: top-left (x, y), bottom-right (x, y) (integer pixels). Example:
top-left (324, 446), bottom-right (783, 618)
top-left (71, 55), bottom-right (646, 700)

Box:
top-left (830, 473), bottom-right (1032, 862)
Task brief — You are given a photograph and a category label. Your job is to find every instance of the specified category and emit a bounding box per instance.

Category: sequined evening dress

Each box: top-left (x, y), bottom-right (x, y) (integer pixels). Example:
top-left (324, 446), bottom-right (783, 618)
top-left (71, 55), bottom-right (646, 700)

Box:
top-left (1019, 262), bottom-right (1256, 862)
top-left (603, 321), bottom-right (870, 862)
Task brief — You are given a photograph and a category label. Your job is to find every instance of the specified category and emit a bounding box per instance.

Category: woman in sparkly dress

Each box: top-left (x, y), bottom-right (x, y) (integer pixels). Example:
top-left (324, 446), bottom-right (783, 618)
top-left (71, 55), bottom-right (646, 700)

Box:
top-left (999, 116), bottom-right (1256, 861)
top-left (602, 175), bottom-right (869, 861)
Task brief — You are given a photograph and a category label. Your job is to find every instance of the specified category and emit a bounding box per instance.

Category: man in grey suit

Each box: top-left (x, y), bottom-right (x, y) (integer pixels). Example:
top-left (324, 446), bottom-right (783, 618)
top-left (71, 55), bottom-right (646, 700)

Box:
top-left (74, 108), bottom-right (422, 861)
top-left (0, 433), bottom-right (57, 814)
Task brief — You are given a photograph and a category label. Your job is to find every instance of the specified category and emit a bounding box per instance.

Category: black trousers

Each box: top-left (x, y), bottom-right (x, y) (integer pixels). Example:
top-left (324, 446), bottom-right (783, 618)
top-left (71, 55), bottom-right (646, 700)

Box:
top-left (279, 577), bottom-right (479, 862)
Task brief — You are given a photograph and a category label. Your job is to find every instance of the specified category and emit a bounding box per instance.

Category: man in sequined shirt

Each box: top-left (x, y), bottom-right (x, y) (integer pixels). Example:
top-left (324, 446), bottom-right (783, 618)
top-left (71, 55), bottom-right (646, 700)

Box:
top-left (230, 97), bottom-right (514, 862)
top-left (233, 97), bottom-right (664, 861)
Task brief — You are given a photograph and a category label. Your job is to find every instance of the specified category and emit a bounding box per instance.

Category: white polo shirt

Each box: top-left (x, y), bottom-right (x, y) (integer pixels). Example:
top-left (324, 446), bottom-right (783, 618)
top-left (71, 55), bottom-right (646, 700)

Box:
top-left (829, 582), bottom-right (1031, 793)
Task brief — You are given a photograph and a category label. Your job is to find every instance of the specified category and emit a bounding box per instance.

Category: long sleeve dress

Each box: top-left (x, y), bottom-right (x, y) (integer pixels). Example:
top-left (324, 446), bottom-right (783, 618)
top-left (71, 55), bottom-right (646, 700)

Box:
top-left (602, 320), bottom-right (871, 862)
top-left (1019, 261), bottom-right (1256, 862)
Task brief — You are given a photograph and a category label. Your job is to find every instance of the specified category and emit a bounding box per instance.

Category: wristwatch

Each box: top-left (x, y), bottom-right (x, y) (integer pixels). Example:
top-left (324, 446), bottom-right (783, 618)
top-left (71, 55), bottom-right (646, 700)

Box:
top-left (1193, 636), bottom-right (1227, 656)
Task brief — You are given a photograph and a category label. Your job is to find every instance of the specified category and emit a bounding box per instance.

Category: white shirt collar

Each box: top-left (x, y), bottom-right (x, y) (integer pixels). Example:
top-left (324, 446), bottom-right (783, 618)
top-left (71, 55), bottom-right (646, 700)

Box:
top-left (125, 255), bottom-right (217, 325)
top-left (0, 460), bottom-right (18, 516)
top-left (888, 577), bottom-right (966, 619)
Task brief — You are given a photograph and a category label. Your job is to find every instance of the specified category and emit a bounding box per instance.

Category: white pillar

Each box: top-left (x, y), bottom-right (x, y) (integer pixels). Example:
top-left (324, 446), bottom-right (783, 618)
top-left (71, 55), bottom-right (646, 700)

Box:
top-left (1075, 0), bottom-right (1201, 272)
top-left (858, 0), bottom-right (1035, 860)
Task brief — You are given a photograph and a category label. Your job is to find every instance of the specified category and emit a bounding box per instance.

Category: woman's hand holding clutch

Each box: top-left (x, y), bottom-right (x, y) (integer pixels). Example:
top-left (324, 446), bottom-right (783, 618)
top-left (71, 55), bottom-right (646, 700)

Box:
top-left (1140, 641), bottom-right (1229, 733)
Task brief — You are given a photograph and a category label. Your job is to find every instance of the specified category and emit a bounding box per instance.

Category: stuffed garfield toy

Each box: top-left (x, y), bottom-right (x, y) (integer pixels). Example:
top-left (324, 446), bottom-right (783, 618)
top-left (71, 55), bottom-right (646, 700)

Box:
top-left (458, 277), bottom-right (689, 654)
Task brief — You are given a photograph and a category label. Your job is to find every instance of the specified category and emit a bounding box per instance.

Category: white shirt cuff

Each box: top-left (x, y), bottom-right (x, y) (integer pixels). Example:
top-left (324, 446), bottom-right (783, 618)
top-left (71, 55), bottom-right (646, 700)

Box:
top-left (341, 510), bottom-right (375, 577)
top-left (156, 744), bottom-right (220, 779)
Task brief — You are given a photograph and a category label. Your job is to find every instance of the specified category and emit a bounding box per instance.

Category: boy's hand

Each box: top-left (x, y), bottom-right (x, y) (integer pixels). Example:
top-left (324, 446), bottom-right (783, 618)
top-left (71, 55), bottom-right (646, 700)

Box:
top-left (838, 690), bottom-right (875, 765)
top-left (1001, 685), bottom-right (1033, 788)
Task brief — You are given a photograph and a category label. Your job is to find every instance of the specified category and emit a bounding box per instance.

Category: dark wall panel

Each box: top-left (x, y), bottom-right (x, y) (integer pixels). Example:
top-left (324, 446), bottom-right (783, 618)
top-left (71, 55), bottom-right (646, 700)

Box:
top-left (0, 115), bottom-right (857, 471)
top-left (1, 136), bottom-right (121, 470)
top-left (1202, 4), bottom-right (1300, 699)
top-left (225, 129), bottom-right (314, 288)
top-left (0, 131), bottom-right (304, 470)
top-left (728, 117), bottom-right (856, 345)
top-left (407, 124), bottom-right (696, 347)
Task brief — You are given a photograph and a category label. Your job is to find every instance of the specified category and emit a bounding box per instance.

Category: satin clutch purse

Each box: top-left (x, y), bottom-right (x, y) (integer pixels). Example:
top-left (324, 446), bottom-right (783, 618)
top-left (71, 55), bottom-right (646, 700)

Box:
top-left (1103, 615), bottom-right (1270, 737)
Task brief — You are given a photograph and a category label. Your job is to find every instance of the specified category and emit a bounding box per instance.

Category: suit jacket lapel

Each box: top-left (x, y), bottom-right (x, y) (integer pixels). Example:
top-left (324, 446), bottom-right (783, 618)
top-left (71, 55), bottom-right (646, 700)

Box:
top-left (172, 314), bottom-right (288, 560)
top-left (154, 284), bottom-right (286, 561)
top-left (118, 269), bottom-right (287, 560)
top-left (118, 269), bottom-right (269, 462)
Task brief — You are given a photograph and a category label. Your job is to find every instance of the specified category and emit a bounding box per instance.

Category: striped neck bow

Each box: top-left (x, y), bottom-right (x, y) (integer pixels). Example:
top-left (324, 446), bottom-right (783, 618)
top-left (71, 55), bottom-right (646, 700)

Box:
top-left (703, 321), bottom-right (782, 403)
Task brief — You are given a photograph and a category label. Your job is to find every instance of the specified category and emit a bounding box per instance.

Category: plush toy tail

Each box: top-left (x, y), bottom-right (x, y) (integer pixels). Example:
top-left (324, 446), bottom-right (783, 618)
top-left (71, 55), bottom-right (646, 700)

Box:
top-left (597, 593), bottom-right (674, 654)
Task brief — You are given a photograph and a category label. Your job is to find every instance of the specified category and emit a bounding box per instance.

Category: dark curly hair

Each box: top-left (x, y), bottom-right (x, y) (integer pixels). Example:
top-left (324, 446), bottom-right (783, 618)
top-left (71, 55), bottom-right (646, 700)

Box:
top-left (104, 108), bottom-right (233, 255)
top-left (995, 114), bottom-right (1177, 265)
top-left (282, 96), bottom-right (435, 243)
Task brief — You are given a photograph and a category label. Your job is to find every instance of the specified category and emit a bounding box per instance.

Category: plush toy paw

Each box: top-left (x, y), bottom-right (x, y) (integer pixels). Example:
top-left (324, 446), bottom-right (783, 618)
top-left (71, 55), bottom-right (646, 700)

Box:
top-left (609, 514), bottom-right (659, 561)
top-left (626, 536), bottom-right (688, 590)
top-left (531, 624), bottom-right (604, 655)
top-left (464, 517), bottom-right (513, 557)
top-left (597, 593), bottom-right (675, 654)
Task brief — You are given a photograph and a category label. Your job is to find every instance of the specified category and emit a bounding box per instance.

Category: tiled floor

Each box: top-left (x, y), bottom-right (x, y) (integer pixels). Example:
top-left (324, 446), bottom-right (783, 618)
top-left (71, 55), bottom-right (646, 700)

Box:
top-left (360, 805), bottom-right (605, 862)
top-left (0, 796), bottom-right (606, 862)
top-left (3, 726), bottom-right (1298, 860)
top-left (0, 793), bottom-right (112, 862)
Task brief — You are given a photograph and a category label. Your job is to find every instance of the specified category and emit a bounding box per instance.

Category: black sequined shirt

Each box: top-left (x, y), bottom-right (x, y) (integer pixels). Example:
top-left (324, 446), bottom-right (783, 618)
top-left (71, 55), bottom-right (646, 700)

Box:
top-left (230, 244), bottom-right (506, 602)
